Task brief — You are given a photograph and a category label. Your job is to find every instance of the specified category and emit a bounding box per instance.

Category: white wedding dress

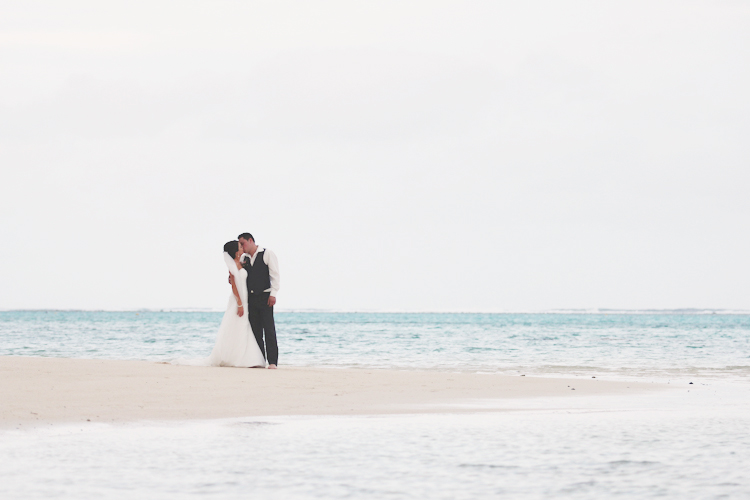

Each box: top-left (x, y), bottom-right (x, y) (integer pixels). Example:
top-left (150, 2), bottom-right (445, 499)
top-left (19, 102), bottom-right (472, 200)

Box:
top-left (181, 253), bottom-right (266, 368)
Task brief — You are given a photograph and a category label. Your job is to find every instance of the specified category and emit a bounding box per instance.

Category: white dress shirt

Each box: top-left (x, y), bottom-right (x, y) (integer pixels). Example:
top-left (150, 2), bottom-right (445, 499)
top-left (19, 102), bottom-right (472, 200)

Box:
top-left (241, 247), bottom-right (280, 297)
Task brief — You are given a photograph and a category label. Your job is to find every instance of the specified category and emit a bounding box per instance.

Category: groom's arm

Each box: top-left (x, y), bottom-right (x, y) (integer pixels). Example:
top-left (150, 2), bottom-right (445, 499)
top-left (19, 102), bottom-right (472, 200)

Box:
top-left (265, 250), bottom-right (280, 306)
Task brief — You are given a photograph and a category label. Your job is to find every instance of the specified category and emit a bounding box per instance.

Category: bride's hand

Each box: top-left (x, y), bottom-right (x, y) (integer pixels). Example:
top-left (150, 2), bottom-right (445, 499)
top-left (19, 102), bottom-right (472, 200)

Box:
top-left (237, 304), bottom-right (244, 317)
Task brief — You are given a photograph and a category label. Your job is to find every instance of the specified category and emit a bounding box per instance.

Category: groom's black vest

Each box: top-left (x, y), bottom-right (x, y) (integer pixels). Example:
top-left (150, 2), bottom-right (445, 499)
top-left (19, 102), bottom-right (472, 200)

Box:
top-left (245, 250), bottom-right (271, 295)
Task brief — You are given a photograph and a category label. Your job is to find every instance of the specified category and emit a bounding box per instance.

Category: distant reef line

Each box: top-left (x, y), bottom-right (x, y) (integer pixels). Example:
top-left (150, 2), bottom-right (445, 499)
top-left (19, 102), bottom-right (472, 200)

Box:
top-left (2, 308), bottom-right (749, 315)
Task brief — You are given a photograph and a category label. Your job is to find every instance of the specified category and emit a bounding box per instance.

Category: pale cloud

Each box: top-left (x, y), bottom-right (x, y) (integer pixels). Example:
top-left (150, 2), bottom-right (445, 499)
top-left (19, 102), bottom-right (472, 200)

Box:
top-left (1, 0), bottom-right (748, 311)
top-left (0, 30), bottom-right (151, 51)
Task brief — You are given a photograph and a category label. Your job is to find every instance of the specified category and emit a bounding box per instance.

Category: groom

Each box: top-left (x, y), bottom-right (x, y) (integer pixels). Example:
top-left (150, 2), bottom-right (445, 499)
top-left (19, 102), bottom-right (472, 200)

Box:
top-left (237, 232), bottom-right (280, 369)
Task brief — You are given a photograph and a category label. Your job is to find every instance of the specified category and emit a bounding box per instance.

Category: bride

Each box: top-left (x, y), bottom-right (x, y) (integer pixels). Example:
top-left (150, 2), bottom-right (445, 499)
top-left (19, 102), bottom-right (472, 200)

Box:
top-left (204, 240), bottom-right (267, 368)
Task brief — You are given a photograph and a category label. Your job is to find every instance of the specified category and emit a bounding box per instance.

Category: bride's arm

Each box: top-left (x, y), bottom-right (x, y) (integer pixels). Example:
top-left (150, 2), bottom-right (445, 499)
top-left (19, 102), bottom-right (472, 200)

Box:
top-left (231, 279), bottom-right (244, 317)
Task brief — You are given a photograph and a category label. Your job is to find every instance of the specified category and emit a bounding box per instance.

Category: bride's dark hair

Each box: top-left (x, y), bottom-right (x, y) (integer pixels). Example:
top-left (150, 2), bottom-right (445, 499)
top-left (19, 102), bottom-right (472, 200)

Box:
top-left (224, 240), bottom-right (240, 258)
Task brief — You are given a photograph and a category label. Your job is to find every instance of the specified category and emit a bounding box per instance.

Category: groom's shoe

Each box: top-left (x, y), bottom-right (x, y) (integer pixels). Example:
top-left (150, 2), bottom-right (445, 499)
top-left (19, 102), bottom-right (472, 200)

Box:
top-left (268, 364), bottom-right (277, 369)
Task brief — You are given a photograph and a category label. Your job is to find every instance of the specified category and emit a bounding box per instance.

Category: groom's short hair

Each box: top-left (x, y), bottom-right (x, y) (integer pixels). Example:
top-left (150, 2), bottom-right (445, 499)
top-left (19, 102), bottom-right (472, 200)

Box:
top-left (238, 232), bottom-right (254, 242)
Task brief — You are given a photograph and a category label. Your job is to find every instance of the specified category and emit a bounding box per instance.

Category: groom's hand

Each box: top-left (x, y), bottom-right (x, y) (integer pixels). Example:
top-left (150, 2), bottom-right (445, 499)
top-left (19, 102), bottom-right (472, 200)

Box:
top-left (228, 273), bottom-right (234, 285)
top-left (267, 296), bottom-right (276, 307)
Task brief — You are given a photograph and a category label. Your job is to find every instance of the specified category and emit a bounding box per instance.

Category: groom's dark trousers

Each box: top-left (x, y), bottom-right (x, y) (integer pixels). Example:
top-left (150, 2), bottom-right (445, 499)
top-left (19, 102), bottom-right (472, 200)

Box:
top-left (248, 292), bottom-right (278, 365)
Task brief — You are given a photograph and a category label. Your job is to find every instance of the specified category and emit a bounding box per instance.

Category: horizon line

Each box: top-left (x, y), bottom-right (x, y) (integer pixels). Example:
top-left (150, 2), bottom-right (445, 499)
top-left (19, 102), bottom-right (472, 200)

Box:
top-left (2, 307), bottom-right (749, 315)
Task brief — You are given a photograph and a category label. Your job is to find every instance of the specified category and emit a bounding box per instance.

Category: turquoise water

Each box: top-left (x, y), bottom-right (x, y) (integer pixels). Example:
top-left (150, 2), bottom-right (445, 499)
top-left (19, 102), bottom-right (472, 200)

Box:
top-left (2, 311), bottom-right (750, 499)
top-left (1, 311), bottom-right (749, 380)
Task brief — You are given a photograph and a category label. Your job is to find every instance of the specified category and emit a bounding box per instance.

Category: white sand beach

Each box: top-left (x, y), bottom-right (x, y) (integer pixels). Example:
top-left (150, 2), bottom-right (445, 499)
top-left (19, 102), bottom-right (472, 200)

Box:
top-left (0, 356), bottom-right (666, 428)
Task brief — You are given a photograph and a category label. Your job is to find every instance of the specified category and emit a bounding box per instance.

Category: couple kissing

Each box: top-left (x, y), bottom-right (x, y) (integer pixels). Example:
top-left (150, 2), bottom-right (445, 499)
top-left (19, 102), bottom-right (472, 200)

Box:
top-left (206, 232), bottom-right (280, 369)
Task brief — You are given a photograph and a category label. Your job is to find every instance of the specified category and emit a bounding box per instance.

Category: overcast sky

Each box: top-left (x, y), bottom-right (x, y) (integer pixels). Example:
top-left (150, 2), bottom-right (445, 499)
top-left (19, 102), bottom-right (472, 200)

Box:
top-left (1, 0), bottom-right (749, 312)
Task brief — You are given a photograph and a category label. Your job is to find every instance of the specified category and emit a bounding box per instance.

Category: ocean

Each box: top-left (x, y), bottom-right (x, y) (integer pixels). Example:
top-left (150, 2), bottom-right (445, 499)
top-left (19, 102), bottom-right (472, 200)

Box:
top-left (1, 311), bottom-right (749, 499)
top-left (2, 310), bottom-right (749, 381)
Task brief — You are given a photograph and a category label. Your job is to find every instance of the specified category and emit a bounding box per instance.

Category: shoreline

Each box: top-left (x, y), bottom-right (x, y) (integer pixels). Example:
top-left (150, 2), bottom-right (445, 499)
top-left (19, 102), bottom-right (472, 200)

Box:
top-left (0, 356), bottom-right (670, 428)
